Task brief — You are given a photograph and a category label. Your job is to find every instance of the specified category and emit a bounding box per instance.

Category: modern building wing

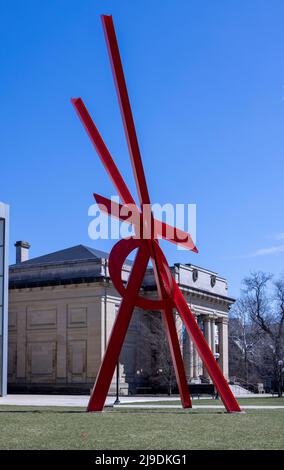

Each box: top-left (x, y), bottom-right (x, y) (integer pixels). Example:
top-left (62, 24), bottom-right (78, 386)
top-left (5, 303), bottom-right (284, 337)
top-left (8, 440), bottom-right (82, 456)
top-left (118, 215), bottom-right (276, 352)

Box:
top-left (0, 202), bottom-right (9, 396)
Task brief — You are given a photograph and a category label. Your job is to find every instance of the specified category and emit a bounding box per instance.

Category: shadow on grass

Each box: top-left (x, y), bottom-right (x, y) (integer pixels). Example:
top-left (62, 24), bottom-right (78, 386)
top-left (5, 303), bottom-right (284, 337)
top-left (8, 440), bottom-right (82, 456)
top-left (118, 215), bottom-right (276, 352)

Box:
top-left (0, 407), bottom-right (227, 416)
top-left (0, 409), bottom-right (85, 414)
top-left (106, 409), bottom-right (227, 415)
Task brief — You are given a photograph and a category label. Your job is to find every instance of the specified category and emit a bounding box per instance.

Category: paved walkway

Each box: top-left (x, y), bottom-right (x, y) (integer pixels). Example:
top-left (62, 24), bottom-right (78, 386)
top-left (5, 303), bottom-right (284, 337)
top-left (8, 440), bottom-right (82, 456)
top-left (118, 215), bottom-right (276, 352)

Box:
top-left (115, 404), bottom-right (284, 410)
top-left (0, 394), bottom-right (185, 407)
top-left (0, 394), bottom-right (282, 409)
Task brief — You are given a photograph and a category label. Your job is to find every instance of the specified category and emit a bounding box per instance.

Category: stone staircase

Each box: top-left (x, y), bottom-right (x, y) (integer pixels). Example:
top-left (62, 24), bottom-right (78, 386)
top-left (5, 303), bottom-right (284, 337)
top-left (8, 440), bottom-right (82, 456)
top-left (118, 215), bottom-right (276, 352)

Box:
top-left (229, 384), bottom-right (253, 396)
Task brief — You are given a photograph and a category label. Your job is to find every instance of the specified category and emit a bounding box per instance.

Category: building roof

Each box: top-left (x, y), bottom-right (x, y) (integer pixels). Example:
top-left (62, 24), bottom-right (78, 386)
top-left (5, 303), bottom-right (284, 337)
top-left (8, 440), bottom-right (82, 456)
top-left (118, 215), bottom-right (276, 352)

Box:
top-left (9, 243), bottom-right (234, 304)
top-left (10, 244), bottom-right (112, 268)
top-left (9, 244), bottom-right (133, 290)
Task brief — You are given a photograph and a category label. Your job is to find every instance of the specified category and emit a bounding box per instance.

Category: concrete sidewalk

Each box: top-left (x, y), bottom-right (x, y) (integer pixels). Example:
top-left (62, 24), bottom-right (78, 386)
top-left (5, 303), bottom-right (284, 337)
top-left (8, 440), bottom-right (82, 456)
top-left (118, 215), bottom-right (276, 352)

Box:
top-left (0, 393), bottom-right (280, 408)
top-left (0, 394), bottom-right (182, 407)
top-left (115, 404), bottom-right (284, 410)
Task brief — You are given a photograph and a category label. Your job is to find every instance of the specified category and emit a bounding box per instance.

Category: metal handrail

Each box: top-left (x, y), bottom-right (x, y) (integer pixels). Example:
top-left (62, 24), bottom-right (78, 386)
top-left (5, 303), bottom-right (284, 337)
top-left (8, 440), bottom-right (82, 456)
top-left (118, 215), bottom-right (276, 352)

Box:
top-left (230, 376), bottom-right (258, 393)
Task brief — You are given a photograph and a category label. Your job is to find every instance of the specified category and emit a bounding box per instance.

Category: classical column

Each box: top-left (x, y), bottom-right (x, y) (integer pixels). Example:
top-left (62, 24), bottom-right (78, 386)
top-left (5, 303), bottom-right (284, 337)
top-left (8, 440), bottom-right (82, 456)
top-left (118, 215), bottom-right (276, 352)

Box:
top-left (192, 345), bottom-right (198, 380)
top-left (189, 337), bottom-right (194, 379)
top-left (203, 316), bottom-right (211, 378)
top-left (204, 316), bottom-right (211, 349)
top-left (183, 332), bottom-right (191, 383)
top-left (217, 318), bottom-right (229, 379)
top-left (198, 354), bottom-right (203, 378)
top-left (210, 318), bottom-right (216, 355)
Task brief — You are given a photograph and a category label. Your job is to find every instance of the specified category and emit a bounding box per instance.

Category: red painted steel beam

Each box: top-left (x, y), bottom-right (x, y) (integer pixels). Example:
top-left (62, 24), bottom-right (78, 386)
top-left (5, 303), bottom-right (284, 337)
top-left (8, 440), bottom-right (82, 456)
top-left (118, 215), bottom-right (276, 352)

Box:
top-left (152, 246), bottom-right (192, 408)
top-left (101, 15), bottom-right (151, 208)
top-left (161, 306), bottom-right (192, 408)
top-left (100, 24), bottom-right (194, 419)
top-left (72, 14), bottom-right (241, 414)
top-left (147, 233), bottom-right (192, 407)
top-left (93, 192), bottom-right (198, 252)
top-left (172, 277), bottom-right (241, 412)
top-left (71, 97), bottom-right (135, 205)
top-left (87, 244), bottom-right (150, 412)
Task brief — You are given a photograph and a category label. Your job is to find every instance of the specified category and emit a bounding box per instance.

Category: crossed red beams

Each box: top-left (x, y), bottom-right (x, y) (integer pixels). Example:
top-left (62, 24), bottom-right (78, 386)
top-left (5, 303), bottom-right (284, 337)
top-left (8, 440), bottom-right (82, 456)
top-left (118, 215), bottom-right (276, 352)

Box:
top-left (71, 15), bottom-right (241, 413)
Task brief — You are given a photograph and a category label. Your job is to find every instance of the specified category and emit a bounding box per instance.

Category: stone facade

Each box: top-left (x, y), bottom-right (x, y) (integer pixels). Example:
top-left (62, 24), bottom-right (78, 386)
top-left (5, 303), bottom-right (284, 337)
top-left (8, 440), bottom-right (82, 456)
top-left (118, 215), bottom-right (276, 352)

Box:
top-left (8, 245), bottom-right (234, 394)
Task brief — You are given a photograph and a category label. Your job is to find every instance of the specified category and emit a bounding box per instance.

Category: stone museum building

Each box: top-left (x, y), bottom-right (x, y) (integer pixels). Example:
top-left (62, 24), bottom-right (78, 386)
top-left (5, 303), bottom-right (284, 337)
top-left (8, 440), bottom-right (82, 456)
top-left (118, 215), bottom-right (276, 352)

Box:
top-left (8, 242), bottom-right (234, 394)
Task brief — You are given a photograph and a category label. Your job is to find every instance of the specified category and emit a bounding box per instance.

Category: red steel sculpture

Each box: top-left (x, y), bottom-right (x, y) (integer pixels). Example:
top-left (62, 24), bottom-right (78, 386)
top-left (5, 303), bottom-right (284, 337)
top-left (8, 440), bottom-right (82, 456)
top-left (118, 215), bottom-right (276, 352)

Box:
top-left (71, 15), bottom-right (241, 413)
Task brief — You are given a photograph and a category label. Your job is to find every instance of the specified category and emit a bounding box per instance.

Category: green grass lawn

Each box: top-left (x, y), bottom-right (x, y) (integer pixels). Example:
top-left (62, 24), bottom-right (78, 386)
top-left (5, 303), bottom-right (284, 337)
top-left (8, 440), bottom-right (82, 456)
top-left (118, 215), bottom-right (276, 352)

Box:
top-left (127, 397), bottom-right (284, 406)
top-left (0, 405), bottom-right (283, 450)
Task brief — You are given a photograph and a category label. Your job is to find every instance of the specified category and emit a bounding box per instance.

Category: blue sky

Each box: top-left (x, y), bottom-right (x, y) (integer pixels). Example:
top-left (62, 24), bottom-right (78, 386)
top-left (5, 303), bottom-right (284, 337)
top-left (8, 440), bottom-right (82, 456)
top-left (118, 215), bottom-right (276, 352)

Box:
top-left (1, 0), bottom-right (284, 297)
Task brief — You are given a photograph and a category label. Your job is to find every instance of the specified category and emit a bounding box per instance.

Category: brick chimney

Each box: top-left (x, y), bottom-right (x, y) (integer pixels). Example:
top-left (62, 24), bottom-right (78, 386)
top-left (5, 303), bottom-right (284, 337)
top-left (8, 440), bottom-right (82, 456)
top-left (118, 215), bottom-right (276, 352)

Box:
top-left (15, 241), bottom-right (31, 264)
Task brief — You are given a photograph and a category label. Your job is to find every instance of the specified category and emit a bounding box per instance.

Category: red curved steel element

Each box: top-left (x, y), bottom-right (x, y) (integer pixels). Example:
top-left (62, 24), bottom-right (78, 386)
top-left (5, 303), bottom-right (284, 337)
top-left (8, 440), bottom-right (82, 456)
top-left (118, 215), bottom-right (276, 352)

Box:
top-left (93, 193), bottom-right (197, 251)
top-left (71, 14), bottom-right (241, 413)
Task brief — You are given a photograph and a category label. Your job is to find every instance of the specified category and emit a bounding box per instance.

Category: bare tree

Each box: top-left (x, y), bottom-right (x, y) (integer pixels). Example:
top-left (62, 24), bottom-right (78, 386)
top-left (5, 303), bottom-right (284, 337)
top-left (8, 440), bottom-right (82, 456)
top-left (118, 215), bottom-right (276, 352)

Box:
top-left (239, 272), bottom-right (284, 397)
top-left (140, 311), bottom-right (182, 395)
top-left (229, 299), bottom-right (263, 387)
